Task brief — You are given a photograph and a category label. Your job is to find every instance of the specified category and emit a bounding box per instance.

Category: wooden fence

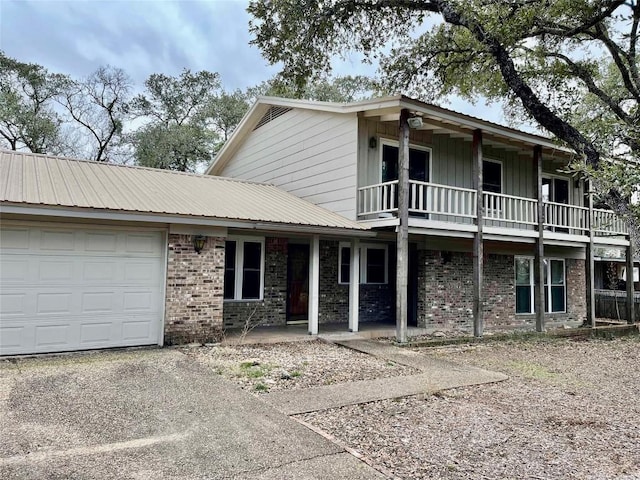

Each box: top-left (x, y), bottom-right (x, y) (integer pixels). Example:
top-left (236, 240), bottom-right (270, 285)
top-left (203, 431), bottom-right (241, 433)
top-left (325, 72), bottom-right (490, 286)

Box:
top-left (595, 290), bottom-right (640, 322)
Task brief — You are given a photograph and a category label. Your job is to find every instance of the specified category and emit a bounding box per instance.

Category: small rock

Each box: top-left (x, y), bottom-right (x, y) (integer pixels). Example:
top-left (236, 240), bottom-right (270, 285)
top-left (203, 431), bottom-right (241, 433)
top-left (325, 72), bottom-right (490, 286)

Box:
top-left (433, 331), bottom-right (446, 338)
top-left (187, 342), bottom-right (202, 348)
top-left (280, 370), bottom-right (292, 380)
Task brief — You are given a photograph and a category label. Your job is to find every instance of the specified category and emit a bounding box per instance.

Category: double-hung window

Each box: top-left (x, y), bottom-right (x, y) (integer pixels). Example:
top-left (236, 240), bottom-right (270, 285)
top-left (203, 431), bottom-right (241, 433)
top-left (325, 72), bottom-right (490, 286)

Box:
top-left (224, 238), bottom-right (264, 300)
top-left (515, 257), bottom-right (566, 314)
top-left (338, 243), bottom-right (388, 285)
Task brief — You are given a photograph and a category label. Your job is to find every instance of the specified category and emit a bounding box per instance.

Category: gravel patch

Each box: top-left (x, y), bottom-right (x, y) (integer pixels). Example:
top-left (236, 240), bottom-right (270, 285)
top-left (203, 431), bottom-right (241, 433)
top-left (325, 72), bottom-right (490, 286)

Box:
top-left (297, 337), bottom-right (640, 480)
top-left (186, 340), bottom-right (419, 393)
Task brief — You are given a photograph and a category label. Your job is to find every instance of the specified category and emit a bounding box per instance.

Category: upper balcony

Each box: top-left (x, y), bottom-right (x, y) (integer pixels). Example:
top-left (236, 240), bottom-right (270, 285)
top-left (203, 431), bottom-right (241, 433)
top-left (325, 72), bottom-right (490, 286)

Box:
top-left (357, 180), bottom-right (628, 242)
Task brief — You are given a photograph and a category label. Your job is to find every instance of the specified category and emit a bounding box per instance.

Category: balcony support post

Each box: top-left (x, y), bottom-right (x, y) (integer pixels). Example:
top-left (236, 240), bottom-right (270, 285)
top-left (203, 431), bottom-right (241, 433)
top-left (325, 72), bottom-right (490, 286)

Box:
top-left (533, 145), bottom-right (545, 332)
top-left (395, 109), bottom-right (410, 343)
top-left (626, 235), bottom-right (635, 324)
top-left (472, 129), bottom-right (484, 337)
top-left (585, 185), bottom-right (596, 327)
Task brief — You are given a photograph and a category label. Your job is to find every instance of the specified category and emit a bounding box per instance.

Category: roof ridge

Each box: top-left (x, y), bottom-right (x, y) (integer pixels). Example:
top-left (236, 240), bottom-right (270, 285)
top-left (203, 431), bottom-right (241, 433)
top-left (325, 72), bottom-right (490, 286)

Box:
top-left (0, 150), bottom-right (274, 187)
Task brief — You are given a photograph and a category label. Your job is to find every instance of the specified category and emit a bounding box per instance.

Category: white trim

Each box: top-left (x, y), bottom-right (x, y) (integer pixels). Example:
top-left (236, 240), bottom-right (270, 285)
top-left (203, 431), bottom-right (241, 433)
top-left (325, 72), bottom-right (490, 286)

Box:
top-left (223, 236), bottom-right (266, 301)
top-left (542, 173), bottom-right (573, 206)
top-left (338, 242), bottom-right (390, 285)
top-left (360, 243), bottom-right (389, 284)
top-left (0, 205), bottom-right (370, 237)
top-left (308, 235), bottom-right (320, 335)
top-left (515, 256), bottom-right (567, 315)
top-left (378, 138), bottom-right (432, 184)
top-left (482, 158), bottom-right (503, 194)
top-left (348, 238), bottom-right (360, 332)
top-left (159, 229), bottom-right (168, 347)
top-left (207, 95), bottom-right (573, 175)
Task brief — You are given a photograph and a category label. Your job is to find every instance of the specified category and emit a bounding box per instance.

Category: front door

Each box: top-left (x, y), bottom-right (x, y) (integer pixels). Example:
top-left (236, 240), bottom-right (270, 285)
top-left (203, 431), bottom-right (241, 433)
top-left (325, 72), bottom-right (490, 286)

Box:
top-left (287, 244), bottom-right (310, 323)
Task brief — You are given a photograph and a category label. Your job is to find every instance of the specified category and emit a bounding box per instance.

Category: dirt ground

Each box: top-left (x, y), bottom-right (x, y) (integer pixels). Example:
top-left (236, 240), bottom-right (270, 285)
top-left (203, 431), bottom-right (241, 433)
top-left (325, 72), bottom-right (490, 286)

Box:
top-left (197, 336), bottom-right (640, 479)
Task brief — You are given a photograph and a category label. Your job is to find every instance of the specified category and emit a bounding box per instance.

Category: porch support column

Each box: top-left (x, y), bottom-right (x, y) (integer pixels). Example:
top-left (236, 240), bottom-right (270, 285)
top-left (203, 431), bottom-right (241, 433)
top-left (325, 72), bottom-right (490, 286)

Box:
top-left (308, 235), bottom-right (320, 335)
top-left (396, 109), bottom-right (410, 343)
top-left (349, 238), bottom-right (360, 332)
top-left (472, 129), bottom-right (484, 337)
top-left (533, 145), bottom-right (545, 332)
top-left (626, 235), bottom-right (635, 324)
top-left (586, 186), bottom-right (596, 327)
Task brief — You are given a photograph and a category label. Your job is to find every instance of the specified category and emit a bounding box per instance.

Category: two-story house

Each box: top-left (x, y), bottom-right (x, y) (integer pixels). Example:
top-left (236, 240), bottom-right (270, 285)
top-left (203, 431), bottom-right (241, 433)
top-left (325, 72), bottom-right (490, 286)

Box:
top-left (1, 95), bottom-right (634, 355)
top-left (207, 95), bottom-right (634, 340)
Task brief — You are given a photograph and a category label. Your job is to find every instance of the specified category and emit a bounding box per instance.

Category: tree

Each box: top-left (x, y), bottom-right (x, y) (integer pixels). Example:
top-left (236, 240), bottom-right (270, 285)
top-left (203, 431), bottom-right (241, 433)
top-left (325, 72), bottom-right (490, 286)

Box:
top-left (59, 66), bottom-right (132, 162)
top-left (129, 69), bottom-right (221, 171)
top-left (249, 74), bottom-right (380, 102)
top-left (0, 51), bottom-right (67, 153)
top-left (248, 0), bottom-right (640, 235)
top-left (199, 89), bottom-right (251, 151)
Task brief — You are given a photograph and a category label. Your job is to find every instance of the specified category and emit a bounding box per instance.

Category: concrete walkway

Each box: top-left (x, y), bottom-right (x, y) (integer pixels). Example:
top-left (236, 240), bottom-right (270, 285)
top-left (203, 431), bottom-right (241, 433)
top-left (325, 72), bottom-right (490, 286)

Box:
top-left (263, 339), bottom-right (508, 414)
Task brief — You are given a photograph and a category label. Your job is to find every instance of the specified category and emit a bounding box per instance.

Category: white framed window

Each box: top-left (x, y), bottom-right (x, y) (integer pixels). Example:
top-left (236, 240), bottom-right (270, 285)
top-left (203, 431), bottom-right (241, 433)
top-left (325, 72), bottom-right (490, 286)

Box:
top-left (338, 243), bottom-right (388, 285)
top-left (482, 159), bottom-right (502, 194)
top-left (379, 139), bottom-right (432, 183)
top-left (515, 257), bottom-right (566, 314)
top-left (224, 237), bottom-right (265, 301)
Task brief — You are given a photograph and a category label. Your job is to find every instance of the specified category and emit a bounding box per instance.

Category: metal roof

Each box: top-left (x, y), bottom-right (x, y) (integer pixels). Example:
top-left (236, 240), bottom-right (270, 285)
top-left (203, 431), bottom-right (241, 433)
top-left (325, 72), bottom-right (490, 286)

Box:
top-left (0, 150), bottom-right (367, 231)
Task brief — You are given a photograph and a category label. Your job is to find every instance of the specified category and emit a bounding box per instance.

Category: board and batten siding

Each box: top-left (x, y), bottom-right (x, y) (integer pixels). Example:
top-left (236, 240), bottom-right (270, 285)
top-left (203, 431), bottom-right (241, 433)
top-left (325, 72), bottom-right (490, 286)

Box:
top-left (359, 118), bottom-right (578, 223)
top-left (219, 108), bottom-right (359, 220)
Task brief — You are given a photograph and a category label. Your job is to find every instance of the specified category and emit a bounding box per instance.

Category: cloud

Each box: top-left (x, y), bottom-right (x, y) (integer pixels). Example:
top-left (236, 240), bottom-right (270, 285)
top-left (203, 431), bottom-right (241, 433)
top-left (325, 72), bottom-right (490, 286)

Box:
top-left (0, 0), bottom-right (276, 89)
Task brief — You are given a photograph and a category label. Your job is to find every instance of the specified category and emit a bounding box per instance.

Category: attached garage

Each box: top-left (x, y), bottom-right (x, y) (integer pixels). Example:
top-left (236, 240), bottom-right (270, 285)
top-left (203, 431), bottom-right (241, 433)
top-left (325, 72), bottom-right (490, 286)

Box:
top-left (0, 150), bottom-right (368, 355)
top-left (0, 224), bottom-right (166, 355)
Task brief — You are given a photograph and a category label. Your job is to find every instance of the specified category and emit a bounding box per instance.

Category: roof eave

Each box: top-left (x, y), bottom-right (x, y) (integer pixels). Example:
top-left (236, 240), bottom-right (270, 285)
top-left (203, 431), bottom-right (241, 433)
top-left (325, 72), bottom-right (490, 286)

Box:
top-left (0, 203), bottom-right (373, 237)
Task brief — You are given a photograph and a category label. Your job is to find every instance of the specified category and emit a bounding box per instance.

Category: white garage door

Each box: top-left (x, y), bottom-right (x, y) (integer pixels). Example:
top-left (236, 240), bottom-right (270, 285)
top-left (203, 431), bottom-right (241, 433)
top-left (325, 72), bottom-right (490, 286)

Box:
top-left (0, 224), bottom-right (166, 355)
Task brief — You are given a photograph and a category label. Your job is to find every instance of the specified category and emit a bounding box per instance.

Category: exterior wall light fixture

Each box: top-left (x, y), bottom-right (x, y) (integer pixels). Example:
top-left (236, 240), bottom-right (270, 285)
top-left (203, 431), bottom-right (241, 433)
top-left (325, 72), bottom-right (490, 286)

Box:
top-left (192, 235), bottom-right (206, 254)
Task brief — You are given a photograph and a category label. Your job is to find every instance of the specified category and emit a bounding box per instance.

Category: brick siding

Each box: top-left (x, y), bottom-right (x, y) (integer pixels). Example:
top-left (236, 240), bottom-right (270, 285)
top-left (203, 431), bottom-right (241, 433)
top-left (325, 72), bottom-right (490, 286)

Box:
top-left (319, 240), bottom-right (395, 324)
top-left (164, 234), bottom-right (225, 344)
top-left (417, 250), bottom-right (586, 330)
top-left (223, 237), bottom-right (288, 329)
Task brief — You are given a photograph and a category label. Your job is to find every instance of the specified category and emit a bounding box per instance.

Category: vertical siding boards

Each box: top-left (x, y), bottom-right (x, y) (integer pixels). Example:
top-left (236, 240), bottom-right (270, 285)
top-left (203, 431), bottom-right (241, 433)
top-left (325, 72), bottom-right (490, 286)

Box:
top-left (219, 108), bottom-right (359, 220)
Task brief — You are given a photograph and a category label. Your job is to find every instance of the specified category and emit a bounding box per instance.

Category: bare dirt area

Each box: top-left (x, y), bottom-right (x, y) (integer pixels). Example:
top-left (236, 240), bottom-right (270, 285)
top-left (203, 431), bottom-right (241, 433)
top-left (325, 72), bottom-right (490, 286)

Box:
top-left (298, 337), bottom-right (640, 480)
top-left (185, 340), bottom-right (419, 393)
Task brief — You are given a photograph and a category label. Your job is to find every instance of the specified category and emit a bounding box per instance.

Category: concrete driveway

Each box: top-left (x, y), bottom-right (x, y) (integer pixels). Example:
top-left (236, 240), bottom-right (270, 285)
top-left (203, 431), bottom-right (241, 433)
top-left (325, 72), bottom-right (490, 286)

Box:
top-left (0, 349), bottom-right (384, 479)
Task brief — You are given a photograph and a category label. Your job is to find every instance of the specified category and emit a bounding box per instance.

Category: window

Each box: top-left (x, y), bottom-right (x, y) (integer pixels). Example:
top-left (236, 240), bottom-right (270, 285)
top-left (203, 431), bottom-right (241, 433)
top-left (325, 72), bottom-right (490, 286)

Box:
top-left (381, 144), bottom-right (430, 183)
top-left (482, 160), bottom-right (502, 193)
top-left (339, 245), bottom-right (351, 284)
top-left (515, 257), bottom-right (532, 314)
top-left (338, 243), bottom-right (388, 285)
top-left (224, 238), bottom-right (264, 300)
top-left (515, 257), bottom-right (566, 314)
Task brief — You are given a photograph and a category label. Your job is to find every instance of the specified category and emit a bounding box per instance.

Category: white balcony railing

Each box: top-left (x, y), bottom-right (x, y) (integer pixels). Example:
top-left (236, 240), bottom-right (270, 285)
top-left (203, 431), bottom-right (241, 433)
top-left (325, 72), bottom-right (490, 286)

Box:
top-left (357, 180), bottom-right (627, 236)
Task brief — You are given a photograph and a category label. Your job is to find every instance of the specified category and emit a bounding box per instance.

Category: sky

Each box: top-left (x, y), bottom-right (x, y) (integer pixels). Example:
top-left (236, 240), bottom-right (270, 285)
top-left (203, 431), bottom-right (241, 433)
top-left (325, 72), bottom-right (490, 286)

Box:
top-left (0, 0), bottom-right (506, 124)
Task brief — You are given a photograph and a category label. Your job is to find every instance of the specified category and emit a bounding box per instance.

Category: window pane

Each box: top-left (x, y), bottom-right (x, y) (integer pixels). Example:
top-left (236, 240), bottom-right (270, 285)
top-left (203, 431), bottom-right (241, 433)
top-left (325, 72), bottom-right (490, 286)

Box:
top-left (242, 242), bottom-right (262, 299)
top-left (382, 145), bottom-right (399, 182)
top-left (243, 242), bottom-right (262, 270)
top-left (224, 241), bottom-right (236, 299)
top-left (551, 260), bottom-right (564, 285)
top-left (340, 246), bottom-right (350, 283)
top-left (515, 258), bottom-right (531, 285)
top-left (409, 148), bottom-right (429, 182)
top-left (367, 248), bottom-right (386, 283)
top-left (551, 286), bottom-right (565, 312)
top-left (516, 286), bottom-right (532, 313)
top-left (483, 161), bottom-right (502, 193)
top-left (242, 270), bottom-right (261, 299)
